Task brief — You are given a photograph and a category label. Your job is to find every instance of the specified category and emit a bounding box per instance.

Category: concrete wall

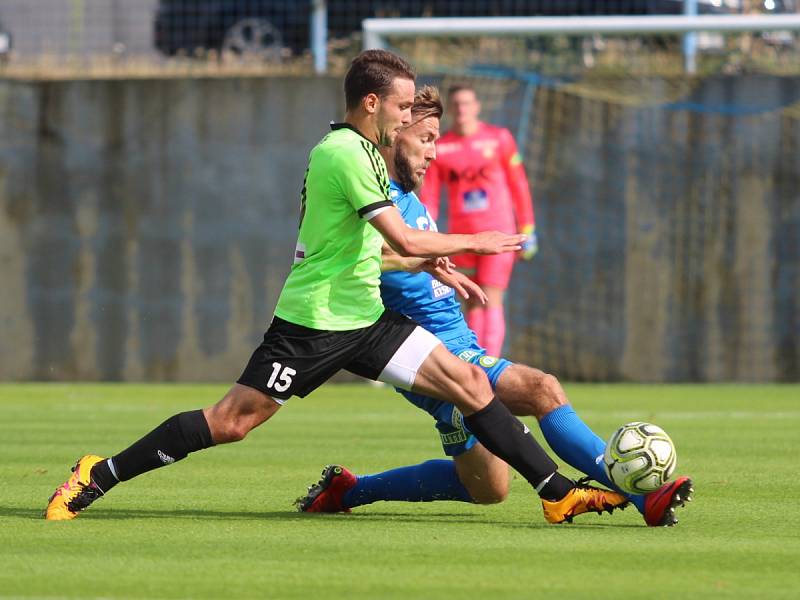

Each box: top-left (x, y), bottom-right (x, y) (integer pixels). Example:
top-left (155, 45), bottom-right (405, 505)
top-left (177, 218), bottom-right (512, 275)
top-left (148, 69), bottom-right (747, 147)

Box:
top-left (0, 74), bottom-right (797, 382)
top-left (0, 75), bottom-right (343, 381)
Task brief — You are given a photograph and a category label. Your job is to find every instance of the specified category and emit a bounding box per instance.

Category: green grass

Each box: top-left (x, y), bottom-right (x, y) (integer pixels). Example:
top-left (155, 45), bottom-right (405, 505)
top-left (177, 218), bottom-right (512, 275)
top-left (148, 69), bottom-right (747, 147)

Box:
top-left (1, 383), bottom-right (799, 599)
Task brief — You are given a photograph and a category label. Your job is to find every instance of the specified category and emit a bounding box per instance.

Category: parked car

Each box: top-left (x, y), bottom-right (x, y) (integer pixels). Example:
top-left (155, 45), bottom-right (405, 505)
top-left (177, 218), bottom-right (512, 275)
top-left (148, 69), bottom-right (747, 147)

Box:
top-left (152, 0), bottom-right (767, 60)
top-left (0, 20), bottom-right (11, 59)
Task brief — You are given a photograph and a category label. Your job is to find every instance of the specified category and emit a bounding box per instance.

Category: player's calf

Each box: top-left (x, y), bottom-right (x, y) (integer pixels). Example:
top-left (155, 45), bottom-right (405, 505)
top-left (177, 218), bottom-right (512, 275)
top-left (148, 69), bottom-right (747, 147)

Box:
top-left (453, 443), bottom-right (510, 504)
top-left (204, 384), bottom-right (282, 443)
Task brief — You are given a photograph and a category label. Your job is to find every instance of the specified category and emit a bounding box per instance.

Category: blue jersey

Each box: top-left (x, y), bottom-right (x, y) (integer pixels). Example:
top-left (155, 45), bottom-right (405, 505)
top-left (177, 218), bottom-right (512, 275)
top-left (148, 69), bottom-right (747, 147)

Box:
top-left (380, 181), bottom-right (476, 345)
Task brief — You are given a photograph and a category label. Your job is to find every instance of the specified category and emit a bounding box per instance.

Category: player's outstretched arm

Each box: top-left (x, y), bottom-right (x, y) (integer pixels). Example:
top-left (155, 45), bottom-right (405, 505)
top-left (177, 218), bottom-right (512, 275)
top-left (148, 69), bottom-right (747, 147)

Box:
top-left (370, 206), bottom-right (524, 258)
top-left (381, 243), bottom-right (486, 302)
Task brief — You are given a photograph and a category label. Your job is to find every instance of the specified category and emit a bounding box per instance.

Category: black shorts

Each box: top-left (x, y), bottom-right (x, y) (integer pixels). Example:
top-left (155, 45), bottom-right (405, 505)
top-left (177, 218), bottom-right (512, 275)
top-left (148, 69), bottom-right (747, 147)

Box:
top-left (237, 309), bottom-right (419, 401)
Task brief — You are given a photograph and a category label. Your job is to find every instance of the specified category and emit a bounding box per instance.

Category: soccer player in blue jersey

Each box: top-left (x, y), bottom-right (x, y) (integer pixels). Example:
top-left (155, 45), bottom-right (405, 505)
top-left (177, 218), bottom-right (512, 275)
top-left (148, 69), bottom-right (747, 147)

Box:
top-left (296, 86), bottom-right (693, 526)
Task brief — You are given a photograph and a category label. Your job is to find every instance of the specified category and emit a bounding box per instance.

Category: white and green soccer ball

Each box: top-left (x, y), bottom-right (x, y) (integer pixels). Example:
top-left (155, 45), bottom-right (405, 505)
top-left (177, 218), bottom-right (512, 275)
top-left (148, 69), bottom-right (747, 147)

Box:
top-left (603, 422), bottom-right (676, 494)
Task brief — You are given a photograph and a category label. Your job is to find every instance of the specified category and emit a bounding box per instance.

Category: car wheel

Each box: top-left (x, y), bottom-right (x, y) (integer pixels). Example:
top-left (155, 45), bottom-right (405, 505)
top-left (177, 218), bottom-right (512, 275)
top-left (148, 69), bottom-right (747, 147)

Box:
top-left (221, 17), bottom-right (284, 61)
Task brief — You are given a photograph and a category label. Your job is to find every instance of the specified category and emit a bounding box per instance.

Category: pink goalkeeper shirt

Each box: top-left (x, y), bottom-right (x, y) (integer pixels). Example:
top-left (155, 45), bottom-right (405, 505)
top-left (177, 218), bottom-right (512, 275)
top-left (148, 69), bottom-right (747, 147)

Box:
top-left (419, 122), bottom-right (535, 235)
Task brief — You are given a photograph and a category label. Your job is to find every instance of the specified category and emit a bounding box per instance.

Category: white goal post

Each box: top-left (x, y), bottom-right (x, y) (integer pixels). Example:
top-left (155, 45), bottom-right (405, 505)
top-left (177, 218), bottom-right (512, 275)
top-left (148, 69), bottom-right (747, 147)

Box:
top-left (363, 14), bottom-right (800, 72)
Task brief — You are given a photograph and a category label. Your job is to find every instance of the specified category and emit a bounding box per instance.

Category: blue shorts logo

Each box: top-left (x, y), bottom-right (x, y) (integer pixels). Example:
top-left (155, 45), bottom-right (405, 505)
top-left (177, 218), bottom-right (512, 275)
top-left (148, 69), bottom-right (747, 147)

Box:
top-left (457, 349), bottom-right (480, 362)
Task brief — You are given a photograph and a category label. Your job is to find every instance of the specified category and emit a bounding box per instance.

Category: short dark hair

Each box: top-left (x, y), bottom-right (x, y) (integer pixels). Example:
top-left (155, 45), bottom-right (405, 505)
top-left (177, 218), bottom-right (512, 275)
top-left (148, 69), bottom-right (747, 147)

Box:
top-left (447, 83), bottom-right (476, 98)
top-left (344, 49), bottom-right (416, 112)
top-left (411, 85), bottom-right (443, 121)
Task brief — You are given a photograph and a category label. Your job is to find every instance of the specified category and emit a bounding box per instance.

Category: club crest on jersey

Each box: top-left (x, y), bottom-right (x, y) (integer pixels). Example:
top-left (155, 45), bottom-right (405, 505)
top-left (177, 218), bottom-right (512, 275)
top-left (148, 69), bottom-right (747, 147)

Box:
top-left (462, 189), bottom-right (489, 212)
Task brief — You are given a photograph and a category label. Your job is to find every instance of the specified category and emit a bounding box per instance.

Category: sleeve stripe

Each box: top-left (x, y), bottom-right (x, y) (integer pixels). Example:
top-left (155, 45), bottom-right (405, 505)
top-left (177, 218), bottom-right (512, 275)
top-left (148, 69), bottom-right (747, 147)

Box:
top-left (359, 140), bottom-right (390, 200)
top-left (358, 200), bottom-right (393, 218)
top-left (361, 205), bottom-right (392, 221)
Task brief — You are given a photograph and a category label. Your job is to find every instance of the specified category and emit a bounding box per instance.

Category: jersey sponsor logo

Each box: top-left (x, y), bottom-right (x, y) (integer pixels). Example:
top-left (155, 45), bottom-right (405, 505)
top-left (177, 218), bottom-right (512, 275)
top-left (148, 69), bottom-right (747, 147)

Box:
top-left (448, 165), bottom-right (491, 185)
top-left (472, 138), bottom-right (499, 152)
top-left (462, 188), bottom-right (489, 212)
top-left (431, 278), bottom-right (453, 299)
top-left (479, 355), bottom-right (499, 368)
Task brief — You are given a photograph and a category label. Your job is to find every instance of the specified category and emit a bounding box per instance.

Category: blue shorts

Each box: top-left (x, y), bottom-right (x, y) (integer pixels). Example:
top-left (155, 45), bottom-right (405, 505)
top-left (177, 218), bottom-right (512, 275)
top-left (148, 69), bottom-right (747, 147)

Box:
top-left (399, 334), bottom-right (513, 457)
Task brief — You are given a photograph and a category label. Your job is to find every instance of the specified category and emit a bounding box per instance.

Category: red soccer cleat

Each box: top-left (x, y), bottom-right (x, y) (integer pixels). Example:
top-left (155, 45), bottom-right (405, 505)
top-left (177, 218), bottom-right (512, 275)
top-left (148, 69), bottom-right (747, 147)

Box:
top-left (644, 476), bottom-right (694, 526)
top-left (295, 465), bottom-right (357, 513)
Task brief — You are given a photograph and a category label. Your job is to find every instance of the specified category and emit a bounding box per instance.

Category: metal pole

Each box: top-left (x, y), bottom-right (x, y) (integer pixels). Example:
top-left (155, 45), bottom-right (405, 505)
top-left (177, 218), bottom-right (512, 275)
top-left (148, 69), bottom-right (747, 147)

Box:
top-left (683, 0), bottom-right (698, 74)
top-left (311, 0), bottom-right (327, 74)
top-left (363, 24), bottom-right (386, 50)
top-left (363, 14), bottom-right (800, 39)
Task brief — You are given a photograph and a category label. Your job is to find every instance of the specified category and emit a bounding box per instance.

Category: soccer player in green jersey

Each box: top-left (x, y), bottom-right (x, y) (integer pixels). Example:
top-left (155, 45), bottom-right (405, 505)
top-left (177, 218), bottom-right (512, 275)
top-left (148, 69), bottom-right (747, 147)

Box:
top-left (45, 50), bottom-right (627, 524)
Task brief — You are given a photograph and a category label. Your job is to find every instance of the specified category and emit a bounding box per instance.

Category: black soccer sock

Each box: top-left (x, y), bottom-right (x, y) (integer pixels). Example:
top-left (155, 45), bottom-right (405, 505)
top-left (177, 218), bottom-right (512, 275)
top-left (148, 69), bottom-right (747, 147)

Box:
top-left (105, 410), bottom-right (215, 482)
top-left (463, 397), bottom-right (574, 501)
top-left (90, 459), bottom-right (118, 494)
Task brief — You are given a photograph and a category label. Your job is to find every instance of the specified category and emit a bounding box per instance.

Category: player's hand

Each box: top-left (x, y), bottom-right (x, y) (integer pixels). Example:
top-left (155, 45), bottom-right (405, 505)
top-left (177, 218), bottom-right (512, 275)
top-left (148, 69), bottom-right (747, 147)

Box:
top-left (413, 257), bottom-right (455, 275)
top-left (433, 256), bottom-right (456, 273)
top-left (471, 231), bottom-right (526, 255)
top-left (423, 262), bottom-right (488, 303)
top-left (519, 224), bottom-right (538, 261)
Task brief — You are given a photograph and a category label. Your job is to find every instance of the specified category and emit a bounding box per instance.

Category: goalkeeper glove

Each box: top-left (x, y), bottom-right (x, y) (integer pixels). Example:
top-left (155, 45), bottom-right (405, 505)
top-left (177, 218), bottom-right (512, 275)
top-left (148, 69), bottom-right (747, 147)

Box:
top-left (520, 224), bottom-right (538, 260)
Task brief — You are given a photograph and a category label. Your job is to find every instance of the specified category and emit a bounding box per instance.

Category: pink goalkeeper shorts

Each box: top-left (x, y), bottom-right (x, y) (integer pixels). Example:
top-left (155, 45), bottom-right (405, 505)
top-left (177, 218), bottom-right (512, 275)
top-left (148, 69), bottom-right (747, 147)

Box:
top-left (451, 251), bottom-right (516, 290)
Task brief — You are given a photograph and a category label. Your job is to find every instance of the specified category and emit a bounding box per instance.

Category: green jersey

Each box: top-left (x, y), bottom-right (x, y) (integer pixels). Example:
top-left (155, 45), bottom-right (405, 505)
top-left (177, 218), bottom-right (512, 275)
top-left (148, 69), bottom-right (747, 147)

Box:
top-left (274, 124), bottom-right (394, 330)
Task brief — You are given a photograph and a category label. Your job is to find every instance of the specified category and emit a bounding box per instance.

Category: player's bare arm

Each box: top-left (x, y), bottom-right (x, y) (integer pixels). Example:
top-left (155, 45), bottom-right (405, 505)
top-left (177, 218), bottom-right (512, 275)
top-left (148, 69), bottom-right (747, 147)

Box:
top-left (380, 242), bottom-right (428, 272)
top-left (381, 243), bottom-right (486, 303)
top-left (370, 206), bottom-right (525, 258)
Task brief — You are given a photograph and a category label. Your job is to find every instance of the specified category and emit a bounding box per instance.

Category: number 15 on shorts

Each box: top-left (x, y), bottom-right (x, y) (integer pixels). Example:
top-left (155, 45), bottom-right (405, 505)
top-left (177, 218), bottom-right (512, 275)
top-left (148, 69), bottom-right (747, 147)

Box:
top-left (267, 362), bottom-right (296, 393)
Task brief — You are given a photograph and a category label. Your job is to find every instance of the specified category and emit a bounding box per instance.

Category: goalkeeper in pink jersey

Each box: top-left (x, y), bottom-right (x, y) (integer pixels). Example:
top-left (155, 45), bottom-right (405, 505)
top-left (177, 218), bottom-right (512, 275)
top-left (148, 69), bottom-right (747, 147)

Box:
top-left (419, 84), bottom-right (536, 356)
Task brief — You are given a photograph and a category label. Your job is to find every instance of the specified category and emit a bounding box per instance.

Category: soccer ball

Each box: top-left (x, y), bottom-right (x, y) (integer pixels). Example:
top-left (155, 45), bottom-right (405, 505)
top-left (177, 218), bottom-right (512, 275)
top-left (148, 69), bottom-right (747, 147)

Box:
top-left (603, 422), bottom-right (676, 494)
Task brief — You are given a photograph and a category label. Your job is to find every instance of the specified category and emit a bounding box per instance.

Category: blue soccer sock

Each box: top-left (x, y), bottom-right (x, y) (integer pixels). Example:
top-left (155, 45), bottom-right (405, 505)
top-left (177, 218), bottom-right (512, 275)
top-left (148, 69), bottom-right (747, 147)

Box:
top-left (342, 459), bottom-right (474, 509)
top-left (539, 405), bottom-right (646, 513)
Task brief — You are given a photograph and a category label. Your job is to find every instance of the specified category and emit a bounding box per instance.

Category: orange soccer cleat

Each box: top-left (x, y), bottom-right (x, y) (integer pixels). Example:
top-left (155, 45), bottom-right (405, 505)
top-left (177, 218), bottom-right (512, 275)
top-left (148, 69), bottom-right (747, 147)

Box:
top-left (542, 478), bottom-right (630, 524)
top-left (44, 455), bottom-right (106, 521)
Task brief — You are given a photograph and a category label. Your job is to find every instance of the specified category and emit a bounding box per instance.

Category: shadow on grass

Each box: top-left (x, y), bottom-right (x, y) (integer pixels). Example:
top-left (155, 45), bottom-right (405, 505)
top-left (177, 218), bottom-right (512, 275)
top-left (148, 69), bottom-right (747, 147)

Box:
top-left (2, 505), bottom-right (642, 528)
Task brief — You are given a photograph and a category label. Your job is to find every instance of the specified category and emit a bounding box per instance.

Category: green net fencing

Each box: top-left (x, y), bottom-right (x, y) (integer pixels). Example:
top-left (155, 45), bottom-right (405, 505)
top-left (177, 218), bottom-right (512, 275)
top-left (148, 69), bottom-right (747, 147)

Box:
top-left (413, 63), bottom-right (799, 381)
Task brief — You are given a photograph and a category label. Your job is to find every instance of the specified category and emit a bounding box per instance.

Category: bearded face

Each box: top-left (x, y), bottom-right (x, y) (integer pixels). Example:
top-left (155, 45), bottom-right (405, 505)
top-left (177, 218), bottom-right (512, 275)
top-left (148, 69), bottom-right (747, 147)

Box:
top-left (392, 116), bottom-right (440, 194)
top-left (393, 142), bottom-right (419, 194)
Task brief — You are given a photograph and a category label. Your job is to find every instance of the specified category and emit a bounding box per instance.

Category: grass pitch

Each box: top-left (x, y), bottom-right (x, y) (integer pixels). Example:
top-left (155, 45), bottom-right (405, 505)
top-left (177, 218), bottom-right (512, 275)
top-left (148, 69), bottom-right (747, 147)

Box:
top-left (1, 383), bottom-right (798, 599)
